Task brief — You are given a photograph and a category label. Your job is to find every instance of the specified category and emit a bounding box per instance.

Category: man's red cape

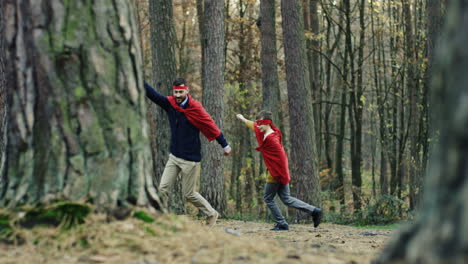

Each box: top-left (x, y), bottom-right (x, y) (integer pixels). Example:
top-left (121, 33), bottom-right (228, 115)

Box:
top-left (254, 124), bottom-right (291, 185)
top-left (167, 95), bottom-right (221, 141)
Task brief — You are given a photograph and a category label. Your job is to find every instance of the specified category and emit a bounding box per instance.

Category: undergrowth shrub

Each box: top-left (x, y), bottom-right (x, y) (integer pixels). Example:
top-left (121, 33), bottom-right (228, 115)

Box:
top-left (326, 195), bottom-right (411, 226)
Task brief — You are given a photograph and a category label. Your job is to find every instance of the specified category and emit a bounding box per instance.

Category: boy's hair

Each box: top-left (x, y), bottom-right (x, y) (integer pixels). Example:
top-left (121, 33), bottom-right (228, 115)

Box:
top-left (256, 110), bottom-right (273, 121)
top-left (173, 77), bottom-right (187, 86)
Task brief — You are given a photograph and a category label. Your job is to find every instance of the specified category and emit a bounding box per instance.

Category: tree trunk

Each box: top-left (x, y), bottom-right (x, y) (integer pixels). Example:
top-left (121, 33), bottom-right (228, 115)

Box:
top-left (196, 0), bottom-right (205, 86)
top-left (200, 0), bottom-right (226, 215)
top-left (402, 0), bottom-right (420, 210)
top-left (424, 0), bottom-right (445, 187)
top-left (332, 1), bottom-right (347, 212)
top-left (0, 0), bottom-right (6, 191)
top-left (370, 0), bottom-right (389, 196)
top-left (281, 0), bottom-right (321, 221)
top-left (259, 0), bottom-right (282, 125)
top-left (148, 0), bottom-right (184, 213)
top-left (376, 1), bottom-right (468, 263)
top-left (1, 0), bottom-right (162, 211)
top-left (260, 0), bottom-right (289, 219)
top-left (303, 0), bottom-right (321, 162)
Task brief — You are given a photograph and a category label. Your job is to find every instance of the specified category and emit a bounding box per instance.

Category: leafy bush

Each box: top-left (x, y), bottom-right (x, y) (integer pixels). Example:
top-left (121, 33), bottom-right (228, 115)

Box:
top-left (360, 195), bottom-right (409, 225)
top-left (326, 195), bottom-right (410, 226)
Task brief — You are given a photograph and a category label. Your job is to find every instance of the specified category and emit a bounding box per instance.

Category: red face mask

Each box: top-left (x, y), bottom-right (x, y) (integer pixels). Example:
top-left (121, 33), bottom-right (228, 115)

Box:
top-left (256, 119), bottom-right (272, 126)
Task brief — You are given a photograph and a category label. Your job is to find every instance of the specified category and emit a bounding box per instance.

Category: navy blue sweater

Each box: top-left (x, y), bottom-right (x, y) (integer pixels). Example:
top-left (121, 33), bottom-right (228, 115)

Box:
top-left (145, 82), bottom-right (229, 162)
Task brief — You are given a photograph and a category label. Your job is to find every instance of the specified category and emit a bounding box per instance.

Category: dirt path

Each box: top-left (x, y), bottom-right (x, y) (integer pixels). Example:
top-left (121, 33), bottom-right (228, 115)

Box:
top-left (0, 215), bottom-right (394, 264)
top-left (215, 219), bottom-right (393, 264)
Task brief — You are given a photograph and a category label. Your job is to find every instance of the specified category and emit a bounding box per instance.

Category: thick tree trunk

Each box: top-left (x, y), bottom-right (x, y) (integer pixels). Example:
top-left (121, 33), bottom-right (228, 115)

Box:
top-left (281, 0), bottom-right (321, 221)
top-left (200, 0), bottom-right (226, 215)
top-left (334, 0), bottom-right (349, 210)
top-left (1, 0), bottom-right (162, 210)
top-left (424, 0), bottom-right (445, 183)
top-left (375, 1), bottom-right (468, 263)
top-left (260, 0), bottom-right (282, 125)
top-left (303, 0), bottom-right (321, 161)
top-left (260, 0), bottom-right (289, 219)
top-left (0, 0), bottom-right (6, 190)
top-left (148, 0), bottom-right (184, 213)
top-left (196, 0), bottom-right (205, 86)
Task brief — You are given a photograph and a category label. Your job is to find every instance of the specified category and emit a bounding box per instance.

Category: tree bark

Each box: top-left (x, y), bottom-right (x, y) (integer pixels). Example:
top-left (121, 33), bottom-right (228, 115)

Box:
top-left (376, 1), bottom-right (468, 263)
top-left (304, 0), bottom-right (321, 161)
top-left (281, 0), bottom-right (321, 221)
top-left (1, 0), bottom-right (162, 211)
top-left (200, 0), bottom-right (226, 215)
top-left (0, 0), bottom-right (7, 191)
top-left (260, 0), bottom-right (282, 124)
top-left (402, 0), bottom-right (420, 210)
top-left (334, 1), bottom-right (348, 211)
top-left (148, 0), bottom-right (184, 213)
top-left (196, 0), bottom-right (205, 86)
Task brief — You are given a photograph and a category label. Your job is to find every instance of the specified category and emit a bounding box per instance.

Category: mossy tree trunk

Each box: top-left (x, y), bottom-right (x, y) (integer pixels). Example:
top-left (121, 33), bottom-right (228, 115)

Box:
top-left (375, 1), bottom-right (468, 263)
top-left (281, 0), bottom-right (321, 221)
top-left (1, 0), bottom-right (162, 211)
top-left (200, 0), bottom-right (227, 215)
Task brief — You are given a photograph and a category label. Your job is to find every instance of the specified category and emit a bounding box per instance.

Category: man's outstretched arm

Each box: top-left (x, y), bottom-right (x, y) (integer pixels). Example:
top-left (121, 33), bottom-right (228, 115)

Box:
top-left (144, 81), bottom-right (170, 110)
top-left (215, 133), bottom-right (232, 156)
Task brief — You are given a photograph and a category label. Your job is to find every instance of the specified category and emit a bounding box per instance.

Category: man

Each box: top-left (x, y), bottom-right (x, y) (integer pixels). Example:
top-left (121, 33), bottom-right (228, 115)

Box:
top-left (145, 78), bottom-right (231, 226)
top-left (236, 110), bottom-right (322, 231)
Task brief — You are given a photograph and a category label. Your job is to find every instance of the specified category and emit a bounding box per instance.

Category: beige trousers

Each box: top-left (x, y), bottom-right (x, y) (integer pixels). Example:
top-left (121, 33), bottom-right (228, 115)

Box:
top-left (159, 154), bottom-right (217, 216)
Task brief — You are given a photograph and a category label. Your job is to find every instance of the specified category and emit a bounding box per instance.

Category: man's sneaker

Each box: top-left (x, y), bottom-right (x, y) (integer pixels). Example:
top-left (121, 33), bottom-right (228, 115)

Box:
top-left (206, 212), bottom-right (219, 227)
top-left (311, 208), bottom-right (323, 228)
top-left (271, 223), bottom-right (289, 231)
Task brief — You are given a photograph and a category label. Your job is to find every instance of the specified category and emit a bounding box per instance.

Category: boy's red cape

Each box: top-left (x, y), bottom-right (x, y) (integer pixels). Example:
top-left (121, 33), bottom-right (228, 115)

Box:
top-left (254, 123), bottom-right (291, 185)
top-left (167, 95), bottom-right (221, 141)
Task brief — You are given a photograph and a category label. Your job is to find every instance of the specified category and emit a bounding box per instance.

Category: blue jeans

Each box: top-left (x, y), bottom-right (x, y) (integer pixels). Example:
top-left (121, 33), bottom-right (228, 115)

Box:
top-left (264, 182), bottom-right (317, 225)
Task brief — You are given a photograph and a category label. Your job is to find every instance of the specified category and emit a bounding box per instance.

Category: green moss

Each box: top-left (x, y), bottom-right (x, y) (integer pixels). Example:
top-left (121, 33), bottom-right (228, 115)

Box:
top-left (144, 227), bottom-right (156, 236)
top-left (74, 86), bottom-right (87, 100)
top-left (0, 214), bottom-right (11, 235)
top-left (133, 211), bottom-right (154, 223)
top-left (21, 202), bottom-right (91, 230)
top-left (79, 237), bottom-right (90, 248)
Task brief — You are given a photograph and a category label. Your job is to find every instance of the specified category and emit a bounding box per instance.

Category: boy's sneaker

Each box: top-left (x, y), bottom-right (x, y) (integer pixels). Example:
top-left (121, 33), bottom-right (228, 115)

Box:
top-left (311, 208), bottom-right (323, 228)
top-left (271, 223), bottom-right (289, 231)
top-left (206, 212), bottom-right (219, 227)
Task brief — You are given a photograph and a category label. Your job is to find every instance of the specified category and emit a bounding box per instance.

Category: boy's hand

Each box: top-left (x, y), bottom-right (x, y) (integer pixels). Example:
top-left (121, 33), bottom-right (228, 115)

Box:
top-left (236, 114), bottom-right (246, 122)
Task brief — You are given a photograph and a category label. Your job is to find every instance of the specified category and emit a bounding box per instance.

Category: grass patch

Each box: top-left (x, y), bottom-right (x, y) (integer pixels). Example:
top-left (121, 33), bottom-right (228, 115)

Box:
top-left (133, 211), bottom-right (154, 223)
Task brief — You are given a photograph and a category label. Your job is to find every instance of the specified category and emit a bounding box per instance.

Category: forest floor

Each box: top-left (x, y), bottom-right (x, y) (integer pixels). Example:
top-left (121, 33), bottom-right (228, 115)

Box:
top-left (0, 213), bottom-right (395, 264)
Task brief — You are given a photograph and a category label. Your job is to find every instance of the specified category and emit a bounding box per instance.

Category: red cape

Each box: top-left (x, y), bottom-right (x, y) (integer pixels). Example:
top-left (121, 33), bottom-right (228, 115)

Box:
top-left (254, 124), bottom-right (291, 185)
top-left (167, 95), bottom-right (221, 141)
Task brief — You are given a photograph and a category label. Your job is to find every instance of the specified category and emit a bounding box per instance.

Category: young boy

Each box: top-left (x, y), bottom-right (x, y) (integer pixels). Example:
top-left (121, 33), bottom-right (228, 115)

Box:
top-left (236, 111), bottom-right (322, 230)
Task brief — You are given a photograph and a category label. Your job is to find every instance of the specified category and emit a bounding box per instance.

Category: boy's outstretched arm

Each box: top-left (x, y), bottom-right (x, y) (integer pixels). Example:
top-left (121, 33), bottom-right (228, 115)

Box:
top-left (236, 114), bottom-right (255, 131)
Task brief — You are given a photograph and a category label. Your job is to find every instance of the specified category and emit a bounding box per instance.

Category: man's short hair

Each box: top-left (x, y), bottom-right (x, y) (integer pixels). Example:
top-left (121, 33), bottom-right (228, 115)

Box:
top-left (256, 110), bottom-right (273, 121)
top-left (173, 77), bottom-right (187, 86)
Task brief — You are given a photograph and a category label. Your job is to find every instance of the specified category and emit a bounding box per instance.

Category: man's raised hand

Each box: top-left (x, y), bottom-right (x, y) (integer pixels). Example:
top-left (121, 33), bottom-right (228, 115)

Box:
top-left (223, 145), bottom-right (232, 156)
